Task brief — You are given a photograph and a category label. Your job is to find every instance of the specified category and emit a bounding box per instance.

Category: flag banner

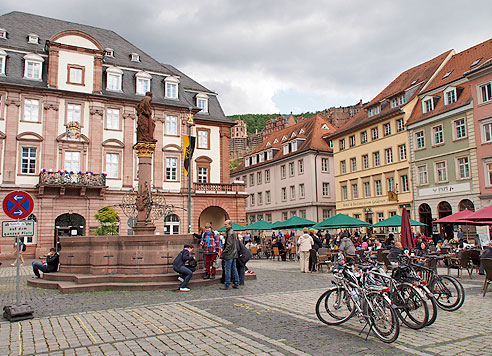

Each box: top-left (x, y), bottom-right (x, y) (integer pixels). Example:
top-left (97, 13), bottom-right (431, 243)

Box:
top-left (183, 135), bottom-right (196, 176)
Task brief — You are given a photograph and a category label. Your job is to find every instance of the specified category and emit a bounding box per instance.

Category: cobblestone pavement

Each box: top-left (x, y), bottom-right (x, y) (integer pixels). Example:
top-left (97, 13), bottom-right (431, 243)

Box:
top-left (0, 259), bottom-right (491, 355)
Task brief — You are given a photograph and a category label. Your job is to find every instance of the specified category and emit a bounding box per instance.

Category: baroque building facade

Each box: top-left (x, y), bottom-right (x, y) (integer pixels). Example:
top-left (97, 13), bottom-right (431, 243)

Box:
top-left (0, 11), bottom-right (246, 258)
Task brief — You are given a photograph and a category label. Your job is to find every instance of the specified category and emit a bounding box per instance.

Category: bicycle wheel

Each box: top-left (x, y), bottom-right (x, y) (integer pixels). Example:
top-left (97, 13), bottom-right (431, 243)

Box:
top-left (365, 291), bottom-right (400, 343)
top-left (431, 275), bottom-right (465, 311)
top-left (419, 286), bottom-right (438, 326)
top-left (395, 283), bottom-right (429, 330)
top-left (315, 287), bottom-right (355, 325)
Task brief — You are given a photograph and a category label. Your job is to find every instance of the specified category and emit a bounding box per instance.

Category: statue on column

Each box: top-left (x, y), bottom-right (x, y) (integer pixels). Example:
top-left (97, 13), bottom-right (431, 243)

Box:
top-left (136, 91), bottom-right (157, 143)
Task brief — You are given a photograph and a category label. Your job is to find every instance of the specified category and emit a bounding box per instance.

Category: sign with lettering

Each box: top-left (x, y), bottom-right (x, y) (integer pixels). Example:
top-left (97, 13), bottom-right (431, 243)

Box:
top-left (418, 183), bottom-right (470, 197)
top-left (2, 221), bottom-right (35, 237)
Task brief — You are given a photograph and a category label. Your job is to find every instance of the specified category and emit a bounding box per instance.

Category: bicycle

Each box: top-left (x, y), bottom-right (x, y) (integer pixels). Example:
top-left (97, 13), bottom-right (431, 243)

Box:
top-left (316, 263), bottom-right (400, 343)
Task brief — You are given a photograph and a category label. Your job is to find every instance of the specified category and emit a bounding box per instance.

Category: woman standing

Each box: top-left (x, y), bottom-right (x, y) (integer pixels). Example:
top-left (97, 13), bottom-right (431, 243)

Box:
top-left (297, 228), bottom-right (313, 272)
top-left (200, 224), bottom-right (221, 279)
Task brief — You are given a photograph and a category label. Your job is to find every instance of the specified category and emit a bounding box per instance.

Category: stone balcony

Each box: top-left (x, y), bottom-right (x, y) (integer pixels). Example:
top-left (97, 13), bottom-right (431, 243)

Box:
top-left (37, 171), bottom-right (107, 197)
top-left (193, 182), bottom-right (246, 195)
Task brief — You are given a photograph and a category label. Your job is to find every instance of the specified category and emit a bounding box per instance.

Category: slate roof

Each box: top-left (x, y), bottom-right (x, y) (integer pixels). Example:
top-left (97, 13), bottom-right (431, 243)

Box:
top-left (329, 50), bottom-right (452, 139)
top-left (232, 114), bottom-right (336, 174)
top-left (0, 11), bottom-right (233, 126)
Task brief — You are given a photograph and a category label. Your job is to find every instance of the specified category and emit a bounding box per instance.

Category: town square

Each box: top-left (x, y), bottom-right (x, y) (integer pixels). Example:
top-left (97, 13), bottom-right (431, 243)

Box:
top-left (0, 1), bottom-right (491, 355)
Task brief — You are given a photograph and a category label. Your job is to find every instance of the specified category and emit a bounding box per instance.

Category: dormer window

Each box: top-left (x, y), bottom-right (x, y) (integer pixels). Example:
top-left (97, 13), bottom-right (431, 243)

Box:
top-left (23, 53), bottom-right (44, 80)
top-left (104, 48), bottom-right (114, 57)
top-left (0, 49), bottom-right (7, 75)
top-left (442, 70), bottom-right (453, 79)
top-left (444, 87), bottom-right (457, 105)
top-left (106, 66), bottom-right (123, 91)
top-left (27, 33), bottom-right (39, 44)
top-left (368, 105), bottom-right (381, 117)
top-left (165, 76), bottom-right (179, 99)
top-left (135, 71), bottom-right (151, 95)
top-left (196, 93), bottom-right (208, 113)
top-left (281, 136), bottom-right (287, 141)
top-left (0, 28), bottom-right (7, 39)
top-left (67, 64), bottom-right (84, 85)
top-left (130, 53), bottom-right (140, 62)
top-left (273, 138), bottom-right (279, 144)
top-left (422, 96), bottom-right (434, 113)
top-left (471, 57), bottom-right (482, 67)
top-left (299, 128), bottom-right (305, 134)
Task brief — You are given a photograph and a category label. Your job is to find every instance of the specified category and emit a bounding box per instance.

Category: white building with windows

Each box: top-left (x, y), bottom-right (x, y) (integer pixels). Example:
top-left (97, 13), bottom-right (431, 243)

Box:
top-left (231, 115), bottom-right (337, 225)
top-left (0, 11), bottom-right (245, 258)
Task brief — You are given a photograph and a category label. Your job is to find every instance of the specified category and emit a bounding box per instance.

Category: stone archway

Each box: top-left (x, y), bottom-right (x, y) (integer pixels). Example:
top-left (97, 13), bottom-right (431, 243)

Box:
top-left (198, 206), bottom-right (229, 231)
top-left (458, 199), bottom-right (476, 239)
top-left (418, 203), bottom-right (432, 237)
top-left (438, 201), bottom-right (452, 240)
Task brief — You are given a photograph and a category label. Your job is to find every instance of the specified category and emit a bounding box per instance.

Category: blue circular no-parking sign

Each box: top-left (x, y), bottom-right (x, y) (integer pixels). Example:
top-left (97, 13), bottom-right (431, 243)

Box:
top-left (2, 191), bottom-right (34, 219)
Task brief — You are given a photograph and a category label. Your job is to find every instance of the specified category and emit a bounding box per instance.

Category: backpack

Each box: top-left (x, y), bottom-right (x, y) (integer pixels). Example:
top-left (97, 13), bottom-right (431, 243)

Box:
top-left (22, 243), bottom-right (26, 252)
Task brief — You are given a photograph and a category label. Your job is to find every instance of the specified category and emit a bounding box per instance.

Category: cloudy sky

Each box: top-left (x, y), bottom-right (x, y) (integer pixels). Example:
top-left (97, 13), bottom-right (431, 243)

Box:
top-left (1, 1), bottom-right (492, 115)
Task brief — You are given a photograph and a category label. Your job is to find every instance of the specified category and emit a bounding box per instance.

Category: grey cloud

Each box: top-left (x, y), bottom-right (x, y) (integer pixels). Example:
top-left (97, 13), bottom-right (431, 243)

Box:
top-left (1, 0), bottom-right (492, 114)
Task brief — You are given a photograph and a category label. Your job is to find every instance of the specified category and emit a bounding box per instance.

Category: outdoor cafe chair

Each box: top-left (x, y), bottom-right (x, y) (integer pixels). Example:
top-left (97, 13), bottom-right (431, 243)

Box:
top-left (272, 247), bottom-right (281, 261)
top-left (482, 258), bottom-right (492, 297)
top-left (250, 246), bottom-right (259, 259)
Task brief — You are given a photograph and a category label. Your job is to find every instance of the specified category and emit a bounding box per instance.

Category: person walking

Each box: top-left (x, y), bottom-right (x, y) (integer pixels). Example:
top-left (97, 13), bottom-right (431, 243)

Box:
top-left (309, 228), bottom-right (321, 272)
top-left (11, 237), bottom-right (25, 266)
top-left (200, 224), bottom-right (220, 279)
top-left (298, 228), bottom-right (314, 272)
top-left (220, 220), bottom-right (239, 290)
top-left (173, 245), bottom-right (196, 292)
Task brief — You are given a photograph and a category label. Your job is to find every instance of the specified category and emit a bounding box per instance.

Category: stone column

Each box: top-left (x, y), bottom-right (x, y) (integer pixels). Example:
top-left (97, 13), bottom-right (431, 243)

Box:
top-left (122, 110), bottom-right (135, 187)
top-left (153, 117), bottom-right (163, 189)
top-left (88, 104), bottom-right (104, 173)
top-left (219, 125), bottom-right (231, 183)
top-left (3, 93), bottom-right (21, 183)
top-left (132, 142), bottom-right (156, 235)
top-left (42, 98), bottom-right (59, 170)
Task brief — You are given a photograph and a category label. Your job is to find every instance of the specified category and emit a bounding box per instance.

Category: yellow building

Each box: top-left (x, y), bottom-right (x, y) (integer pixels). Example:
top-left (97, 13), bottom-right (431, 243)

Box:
top-left (328, 51), bottom-right (453, 228)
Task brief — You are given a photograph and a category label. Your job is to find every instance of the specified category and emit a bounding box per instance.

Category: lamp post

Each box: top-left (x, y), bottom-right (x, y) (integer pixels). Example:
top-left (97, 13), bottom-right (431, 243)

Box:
top-left (187, 108), bottom-right (194, 233)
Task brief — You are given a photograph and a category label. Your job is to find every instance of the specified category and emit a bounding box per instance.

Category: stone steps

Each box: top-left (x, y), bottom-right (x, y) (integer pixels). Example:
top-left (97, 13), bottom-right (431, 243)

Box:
top-left (27, 270), bottom-right (256, 293)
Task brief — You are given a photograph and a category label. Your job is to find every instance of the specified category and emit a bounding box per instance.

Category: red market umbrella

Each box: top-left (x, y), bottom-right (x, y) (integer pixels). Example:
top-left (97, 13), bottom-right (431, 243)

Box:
top-left (400, 207), bottom-right (414, 249)
top-left (460, 205), bottom-right (492, 221)
top-left (434, 209), bottom-right (474, 224)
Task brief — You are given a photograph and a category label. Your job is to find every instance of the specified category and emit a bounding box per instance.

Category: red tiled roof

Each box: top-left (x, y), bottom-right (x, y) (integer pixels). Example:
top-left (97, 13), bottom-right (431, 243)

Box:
top-left (423, 38), bottom-right (492, 94)
top-left (407, 84), bottom-right (472, 126)
top-left (329, 50), bottom-right (452, 138)
top-left (232, 114), bottom-right (336, 173)
top-left (366, 50), bottom-right (453, 108)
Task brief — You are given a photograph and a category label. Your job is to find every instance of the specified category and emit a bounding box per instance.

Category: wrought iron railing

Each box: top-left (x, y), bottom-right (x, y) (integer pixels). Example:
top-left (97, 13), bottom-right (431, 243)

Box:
top-left (194, 183), bottom-right (244, 192)
top-left (39, 171), bottom-right (106, 187)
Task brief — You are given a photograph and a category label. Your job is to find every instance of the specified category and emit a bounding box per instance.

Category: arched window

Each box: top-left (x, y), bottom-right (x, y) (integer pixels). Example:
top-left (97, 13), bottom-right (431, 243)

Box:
top-left (164, 214), bottom-right (180, 235)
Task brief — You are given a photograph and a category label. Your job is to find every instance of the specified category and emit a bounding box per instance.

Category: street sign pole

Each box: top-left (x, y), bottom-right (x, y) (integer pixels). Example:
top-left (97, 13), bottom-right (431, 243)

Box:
top-left (15, 231), bottom-right (20, 307)
top-left (2, 191), bottom-right (34, 322)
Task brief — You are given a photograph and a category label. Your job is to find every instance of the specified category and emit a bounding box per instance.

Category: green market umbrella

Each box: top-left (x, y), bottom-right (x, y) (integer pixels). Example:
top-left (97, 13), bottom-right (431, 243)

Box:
top-left (372, 214), bottom-right (426, 228)
top-left (245, 220), bottom-right (273, 230)
top-left (313, 213), bottom-right (371, 229)
top-left (217, 222), bottom-right (247, 232)
top-left (273, 216), bottom-right (316, 230)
